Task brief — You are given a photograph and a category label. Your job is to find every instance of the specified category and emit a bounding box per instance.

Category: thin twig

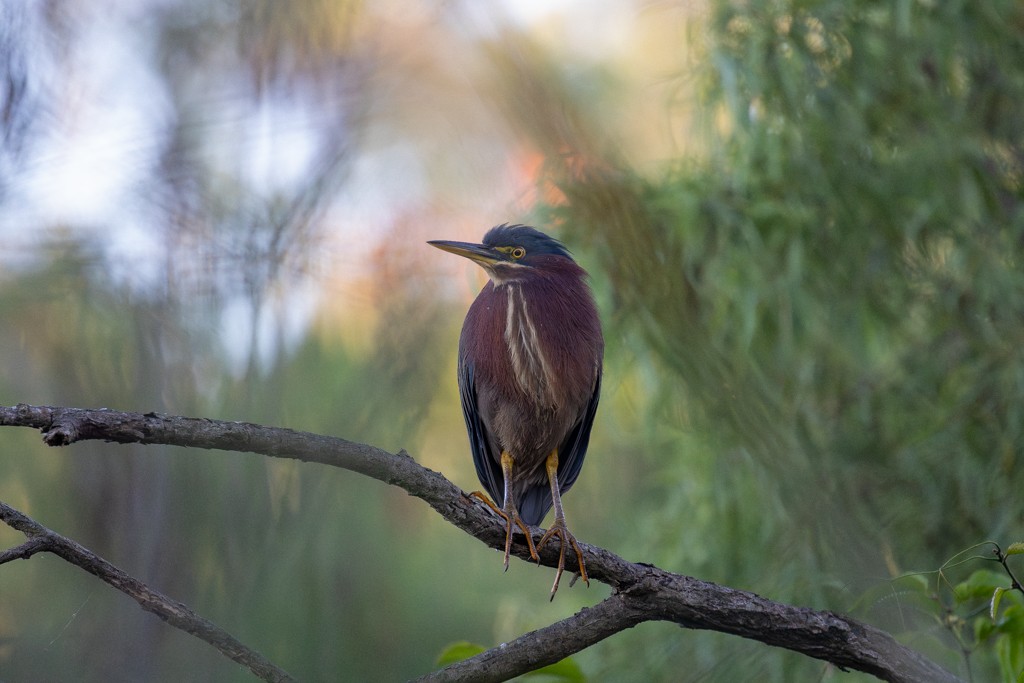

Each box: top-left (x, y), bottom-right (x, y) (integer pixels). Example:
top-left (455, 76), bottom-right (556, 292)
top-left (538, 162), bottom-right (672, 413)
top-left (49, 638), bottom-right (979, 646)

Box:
top-left (995, 544), bottom-right (1023, 595)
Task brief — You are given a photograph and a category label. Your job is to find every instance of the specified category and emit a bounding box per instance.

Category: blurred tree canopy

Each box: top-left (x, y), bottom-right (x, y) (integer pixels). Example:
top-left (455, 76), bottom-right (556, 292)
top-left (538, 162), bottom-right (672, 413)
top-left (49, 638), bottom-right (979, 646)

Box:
top-left (502, 0), bottom-right (1024, 678)
top-left (0, 0), bottom-right (1022, 681)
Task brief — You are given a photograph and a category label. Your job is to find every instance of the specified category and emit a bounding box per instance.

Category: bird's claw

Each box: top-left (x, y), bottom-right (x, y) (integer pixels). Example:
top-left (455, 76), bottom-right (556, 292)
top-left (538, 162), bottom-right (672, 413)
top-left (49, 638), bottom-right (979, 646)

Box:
top-left (468, 491), bottom-right (539, 569)
top-left (537, 521), bottom-right (588, 600)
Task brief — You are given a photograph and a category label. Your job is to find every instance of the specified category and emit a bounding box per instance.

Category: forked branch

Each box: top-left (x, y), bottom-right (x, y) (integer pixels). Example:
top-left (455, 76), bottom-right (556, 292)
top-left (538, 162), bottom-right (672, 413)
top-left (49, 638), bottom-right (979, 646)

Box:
top-left (0, 404), bottom-right (962, 682)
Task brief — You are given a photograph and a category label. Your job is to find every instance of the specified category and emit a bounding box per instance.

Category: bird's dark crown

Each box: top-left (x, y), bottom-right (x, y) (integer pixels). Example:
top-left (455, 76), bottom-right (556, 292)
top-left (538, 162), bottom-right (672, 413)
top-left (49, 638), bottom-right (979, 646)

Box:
top-left (482, 224), bottom-right (573, 263)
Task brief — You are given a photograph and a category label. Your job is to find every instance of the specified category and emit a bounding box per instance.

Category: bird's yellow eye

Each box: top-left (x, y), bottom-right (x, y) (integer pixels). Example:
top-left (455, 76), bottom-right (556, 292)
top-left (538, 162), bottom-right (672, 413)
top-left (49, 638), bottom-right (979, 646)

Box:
top-left (510, 247), bottom-right (526, 260)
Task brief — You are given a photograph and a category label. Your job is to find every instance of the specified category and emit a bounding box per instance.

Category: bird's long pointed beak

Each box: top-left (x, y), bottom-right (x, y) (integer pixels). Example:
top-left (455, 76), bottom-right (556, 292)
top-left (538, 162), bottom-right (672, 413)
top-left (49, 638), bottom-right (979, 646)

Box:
top-left (427, 240), bottom-right (501, 265)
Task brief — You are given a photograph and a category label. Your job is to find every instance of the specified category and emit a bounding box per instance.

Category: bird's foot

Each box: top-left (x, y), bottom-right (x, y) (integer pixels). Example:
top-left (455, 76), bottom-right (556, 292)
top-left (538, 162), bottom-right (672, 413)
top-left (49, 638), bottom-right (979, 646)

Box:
top-left (537, 519), bottom-right (589, 600)
top-left (468, 491), bottom-right (539, 570)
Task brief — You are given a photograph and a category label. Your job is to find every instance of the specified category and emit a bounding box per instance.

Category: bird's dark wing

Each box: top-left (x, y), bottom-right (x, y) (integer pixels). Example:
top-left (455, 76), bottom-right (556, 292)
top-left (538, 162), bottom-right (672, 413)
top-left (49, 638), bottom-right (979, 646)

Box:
top-left (458, 357), bottom-right (503, 506)
top-left (517, 370), bottom-right (601, 526)
top-left (556, 370), bottom-right (602, 493)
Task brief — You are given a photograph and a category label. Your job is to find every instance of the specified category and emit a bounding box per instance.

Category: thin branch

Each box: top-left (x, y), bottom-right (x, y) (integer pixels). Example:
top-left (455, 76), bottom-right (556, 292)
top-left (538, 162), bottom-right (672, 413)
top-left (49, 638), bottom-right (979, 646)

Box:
top-left (413, 593), bottom-right (646, 683)
top-left (994, 544), bottom-right (1023, 595)
top-left (0, 499), bottom-right (295, 683)
top-left (0, 404), bottom-right (963, 683)
top-left (419, 564), bottom-right (961, 683)
top-left (0, 536), bottom-right (47, 563)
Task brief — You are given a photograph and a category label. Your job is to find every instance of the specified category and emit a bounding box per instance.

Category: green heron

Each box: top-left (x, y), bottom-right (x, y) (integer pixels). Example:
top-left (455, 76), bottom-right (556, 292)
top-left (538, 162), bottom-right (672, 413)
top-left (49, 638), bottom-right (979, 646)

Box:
top-left (429, 224), bottom-right (603, 598)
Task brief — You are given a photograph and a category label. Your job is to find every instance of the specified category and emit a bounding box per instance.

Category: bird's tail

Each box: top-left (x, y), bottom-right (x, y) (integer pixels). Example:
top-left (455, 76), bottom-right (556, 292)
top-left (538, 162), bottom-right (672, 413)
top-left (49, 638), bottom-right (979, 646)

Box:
top-left (517, 487), bottom-right (553, 527)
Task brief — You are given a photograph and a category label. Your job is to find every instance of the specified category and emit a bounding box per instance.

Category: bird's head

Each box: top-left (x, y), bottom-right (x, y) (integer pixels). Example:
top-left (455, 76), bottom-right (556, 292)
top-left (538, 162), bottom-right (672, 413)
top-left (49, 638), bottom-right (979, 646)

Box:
top-left (428, 224), bottom-right (574, 283)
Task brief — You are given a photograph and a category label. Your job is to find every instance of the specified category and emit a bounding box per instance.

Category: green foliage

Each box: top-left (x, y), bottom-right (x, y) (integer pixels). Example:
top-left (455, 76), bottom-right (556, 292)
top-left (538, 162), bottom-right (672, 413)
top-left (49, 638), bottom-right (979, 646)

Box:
top-left (948, 571), bottom-right (1024, 682)
top-left (797, 542), bottom-right (1024, 681)
top-left (527, 657), bottom-right (586, 682)
top-left (436, 642), bottom-right (586, 681)
top-left (2, 0), bottom-right (1022, 680)
top-left (929, 543), bottom-right (1024, 683)
top-left (436, 641), bottom-right (488, 666)
top-left (522, 0), bottom-right (1024, 679)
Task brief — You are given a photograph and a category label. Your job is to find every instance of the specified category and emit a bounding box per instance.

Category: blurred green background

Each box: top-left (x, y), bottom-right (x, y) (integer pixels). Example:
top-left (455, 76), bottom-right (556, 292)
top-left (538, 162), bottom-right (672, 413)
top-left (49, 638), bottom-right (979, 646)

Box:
top-left (0, 0), bottom-right (1022, 681)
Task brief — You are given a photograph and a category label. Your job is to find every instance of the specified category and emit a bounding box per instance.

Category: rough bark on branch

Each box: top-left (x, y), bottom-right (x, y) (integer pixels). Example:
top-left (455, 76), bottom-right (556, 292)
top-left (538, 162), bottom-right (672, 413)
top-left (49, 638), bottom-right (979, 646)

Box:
top-left (0, 404), bottom-right (962, 682)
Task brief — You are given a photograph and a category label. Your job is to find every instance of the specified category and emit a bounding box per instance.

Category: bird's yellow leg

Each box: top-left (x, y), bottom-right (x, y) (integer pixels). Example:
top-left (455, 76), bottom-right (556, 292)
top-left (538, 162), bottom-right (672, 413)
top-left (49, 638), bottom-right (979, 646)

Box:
top-left (468, 452), bottom-right (538, 570)
top-left (536, 449), bottom-right (589, 600)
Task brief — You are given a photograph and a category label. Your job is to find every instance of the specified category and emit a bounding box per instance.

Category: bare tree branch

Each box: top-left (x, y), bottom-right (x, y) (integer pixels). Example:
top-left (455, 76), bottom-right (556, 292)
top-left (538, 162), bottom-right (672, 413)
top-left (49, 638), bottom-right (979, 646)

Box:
top-left (0, 404), bottom-right (962, 683)
top-left (0, 499), bottom-right (295, 683)
top-left (413, 593), bottom-right (646, 683)
top-left (416, 562), bottom-right (961, 683)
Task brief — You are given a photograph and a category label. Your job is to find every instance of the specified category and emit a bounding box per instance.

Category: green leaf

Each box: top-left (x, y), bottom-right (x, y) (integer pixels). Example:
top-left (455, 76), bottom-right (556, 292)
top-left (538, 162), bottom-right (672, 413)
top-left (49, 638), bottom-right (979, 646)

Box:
top-left (524, 656), bottom-right (586, 682)
top-left (992, 587), bottom-right (1006, 621)
top-left (901, 572), bottom-right (933, 594)
top-left (974, 615), bottom-right (995, 643)
top-left (954, 569), bottom-right (1009, 601)
top-left (996, 605), bottom-right (1024, 636)
top-left (996, 631), bottom-right (1024, 681)
top-left (434, 642), bottom-right (585, 681)
top-left (435, 641), bottom-right (486, 667)
top-left (1006, 542), bottom-right (1024, 556)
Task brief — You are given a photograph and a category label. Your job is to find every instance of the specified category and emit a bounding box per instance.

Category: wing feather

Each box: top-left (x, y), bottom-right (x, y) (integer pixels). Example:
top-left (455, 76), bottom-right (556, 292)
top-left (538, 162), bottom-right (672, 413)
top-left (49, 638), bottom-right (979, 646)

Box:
top-left (458, 356), bottom-right (503, 506)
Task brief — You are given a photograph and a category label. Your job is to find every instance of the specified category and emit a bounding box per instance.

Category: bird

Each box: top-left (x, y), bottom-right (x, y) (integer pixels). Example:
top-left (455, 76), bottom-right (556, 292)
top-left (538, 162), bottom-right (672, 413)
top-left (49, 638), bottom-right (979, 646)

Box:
top-left (428, 224), bottom-right (603, 599)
